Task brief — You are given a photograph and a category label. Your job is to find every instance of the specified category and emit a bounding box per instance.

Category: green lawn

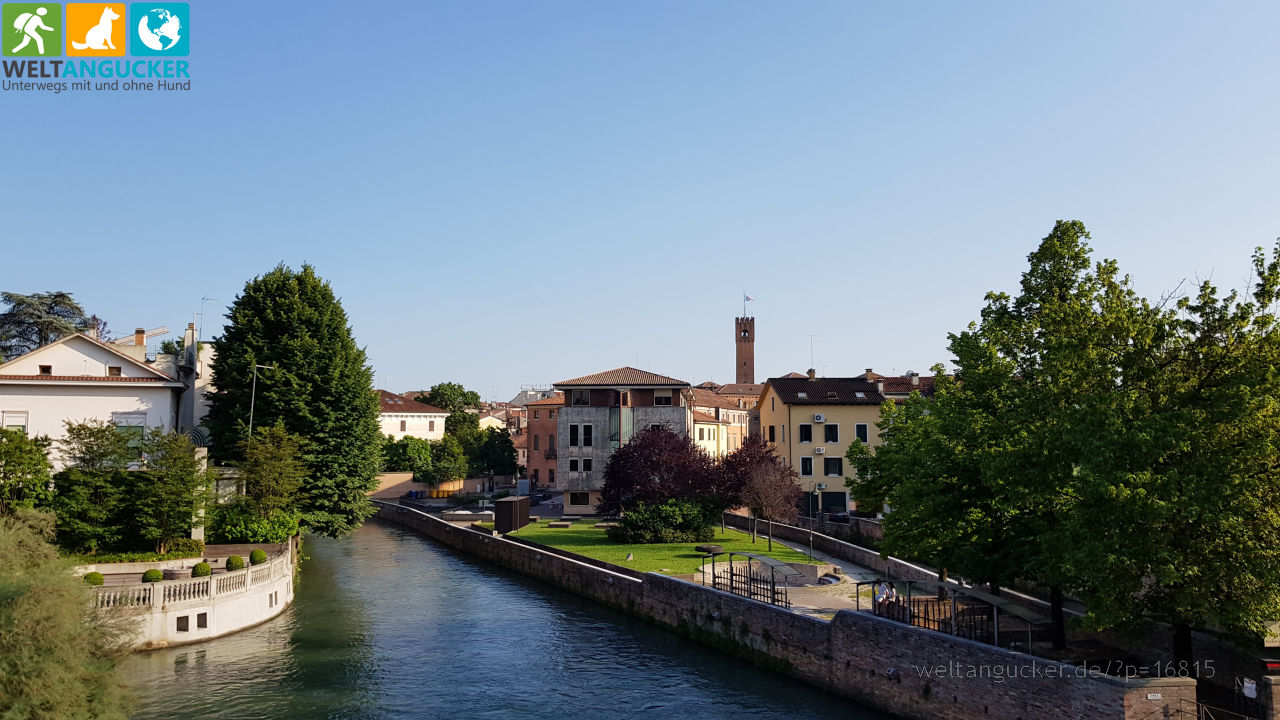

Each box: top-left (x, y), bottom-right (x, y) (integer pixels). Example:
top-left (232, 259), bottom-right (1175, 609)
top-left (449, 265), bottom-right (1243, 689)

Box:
top-left (508, 520), bottom-right (812, 574)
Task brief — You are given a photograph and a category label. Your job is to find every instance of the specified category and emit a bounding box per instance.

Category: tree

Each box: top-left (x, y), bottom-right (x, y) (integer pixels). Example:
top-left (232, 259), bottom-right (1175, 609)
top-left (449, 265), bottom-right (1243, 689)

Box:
top-left (730, 436), bottom-right (801, 551)
top-left (237, 424), bottom-right (307, 518)
top-left (0, 291), bottom-right (89, 360)
top-left (383, 435), bottom-right (433, 479)
top-left (428, 434), bottom-right (468, 485)
top-left (598, 427), bottom-right (725, 524)
top-left (133, 429), bottom-right (211, 554)
top-left (1059, 242), bottom-right (1280, 664)
top-left (51, 420), bottom-right (135, 554)
top-left (0, 509), bottom-right (131, 720)
top-left (417, 382), bottom-right (480, 414)
top-left (0, 429), bottom-right (52, 516)
top-left (468, 428), bottom-right (517, 477)
top-left (205, 265), bottom-right (383, 538)
top-left (158, 337), bottom-right (184, 356)
top-left (445, 409), bottom-right (480, 437)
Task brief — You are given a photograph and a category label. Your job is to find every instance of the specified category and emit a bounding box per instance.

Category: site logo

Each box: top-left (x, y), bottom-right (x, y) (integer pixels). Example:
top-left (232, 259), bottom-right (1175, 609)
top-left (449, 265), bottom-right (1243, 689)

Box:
top-left (65, 3), bottom-right (125, 56)
top-left (4, 3), bottom-right (61, 56)
top-left (131, 3), bottom-right (185, 56)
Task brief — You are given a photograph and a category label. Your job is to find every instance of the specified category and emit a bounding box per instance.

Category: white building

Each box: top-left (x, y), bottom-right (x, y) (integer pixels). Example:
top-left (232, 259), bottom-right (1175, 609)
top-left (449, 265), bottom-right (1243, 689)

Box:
top-left (378, 390), bottom-right (447, 440)
top-left (0, 328), bottom-right (207, 468)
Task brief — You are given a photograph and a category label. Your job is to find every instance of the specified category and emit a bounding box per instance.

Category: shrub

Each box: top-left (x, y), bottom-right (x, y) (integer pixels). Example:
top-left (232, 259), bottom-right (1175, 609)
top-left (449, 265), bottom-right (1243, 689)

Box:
top-left (68, 549), bottom-right (201, 564)
top-left (82, 572), bottom-right (104, 586)
top-left (224, 555), bottom-right (244, 572)
top-left (191, 562), bottom-right (211, 578)
top-left (141, 569), bottom-right (163, 583)
top-left (249, 549), bottom-right (267, 565)
top-left (167, 537), bottom-right (205, 556)
top-left (206, 501), bottom-right (300, 544)
top-left (606, 499), bottom-right (716, 544)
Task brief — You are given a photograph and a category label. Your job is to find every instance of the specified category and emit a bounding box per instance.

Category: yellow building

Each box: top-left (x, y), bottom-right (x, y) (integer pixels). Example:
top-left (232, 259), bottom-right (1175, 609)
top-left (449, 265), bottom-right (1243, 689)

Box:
top-left (692, 410), bottom-right (730, 457)
top-left (757, 370), bottom-right (886, 513)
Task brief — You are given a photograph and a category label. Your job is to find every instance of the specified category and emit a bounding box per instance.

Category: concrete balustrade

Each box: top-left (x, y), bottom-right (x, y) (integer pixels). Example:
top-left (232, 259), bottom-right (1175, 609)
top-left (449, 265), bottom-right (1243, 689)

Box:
top-left (92, 537), bottom-right (298, 649)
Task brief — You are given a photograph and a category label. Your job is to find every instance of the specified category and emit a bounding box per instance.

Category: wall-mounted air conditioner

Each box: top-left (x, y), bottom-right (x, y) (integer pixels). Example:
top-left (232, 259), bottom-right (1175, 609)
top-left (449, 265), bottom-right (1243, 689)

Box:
top-left (814, 447), bottom-right (826, 455)
top-left (813, 413), bottom-right (826, 423)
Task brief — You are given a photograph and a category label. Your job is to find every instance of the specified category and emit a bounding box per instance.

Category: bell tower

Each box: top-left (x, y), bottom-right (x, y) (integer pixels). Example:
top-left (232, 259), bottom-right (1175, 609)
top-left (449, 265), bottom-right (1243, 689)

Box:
top-left (735, 317), bottom-right (755, 384)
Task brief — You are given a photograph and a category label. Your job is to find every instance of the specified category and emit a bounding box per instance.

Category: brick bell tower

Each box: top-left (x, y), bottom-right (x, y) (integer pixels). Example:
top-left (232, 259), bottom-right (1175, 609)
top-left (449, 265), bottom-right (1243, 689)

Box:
top-left (735, 317), bottom-right (755, 384)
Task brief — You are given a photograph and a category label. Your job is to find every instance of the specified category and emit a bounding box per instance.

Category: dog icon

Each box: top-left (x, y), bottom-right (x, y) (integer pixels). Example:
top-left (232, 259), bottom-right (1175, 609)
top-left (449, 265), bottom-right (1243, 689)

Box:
top-left (71, 6), bottom-right (118, 50)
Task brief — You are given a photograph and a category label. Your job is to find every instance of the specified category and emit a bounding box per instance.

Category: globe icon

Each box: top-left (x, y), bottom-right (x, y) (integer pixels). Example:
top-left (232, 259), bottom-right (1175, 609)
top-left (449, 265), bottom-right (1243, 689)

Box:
top-left (137, 8), bottom-right (182, 51)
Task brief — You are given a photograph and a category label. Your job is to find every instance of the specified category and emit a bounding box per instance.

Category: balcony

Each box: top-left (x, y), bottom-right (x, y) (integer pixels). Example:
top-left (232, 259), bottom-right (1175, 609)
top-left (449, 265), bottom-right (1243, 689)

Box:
top-left (544, 450), bottom-right (557, 460)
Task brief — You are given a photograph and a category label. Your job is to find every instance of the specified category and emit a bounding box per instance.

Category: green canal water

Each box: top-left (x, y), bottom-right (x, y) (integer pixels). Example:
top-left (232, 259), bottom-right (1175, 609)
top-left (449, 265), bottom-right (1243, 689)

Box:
top-left (123, 519), bottom-right (889, 719)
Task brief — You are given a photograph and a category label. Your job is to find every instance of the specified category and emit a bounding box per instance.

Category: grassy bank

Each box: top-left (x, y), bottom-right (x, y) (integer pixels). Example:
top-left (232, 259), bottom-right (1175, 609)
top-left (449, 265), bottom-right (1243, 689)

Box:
top-left (509, 520), bottom-right (811, 574)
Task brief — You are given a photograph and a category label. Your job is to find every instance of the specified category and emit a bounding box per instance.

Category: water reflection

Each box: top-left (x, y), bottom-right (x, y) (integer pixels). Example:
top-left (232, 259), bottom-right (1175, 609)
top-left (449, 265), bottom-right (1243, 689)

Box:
top-left (124, 521), bottom-right (886, 720)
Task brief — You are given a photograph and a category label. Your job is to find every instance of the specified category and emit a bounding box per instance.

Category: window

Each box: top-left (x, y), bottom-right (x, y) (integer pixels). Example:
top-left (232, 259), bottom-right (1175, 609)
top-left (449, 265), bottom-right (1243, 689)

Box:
top-left (429, 420), bottom-right (436, 432)
top-left (549, 433), bottom-right (555, 447)
top-left (698, 428), bottom-right (705, 441)
top-left (654, 390), bottom-right (672, 406)
top-left (569, 459), bottom-right (579, 471)
top-left (800, 457), bottom-right (813, 476)
top-left (2, 412), bottom-right (28, 435)
top-left (107, 366), bottom-right (121, 377)
top-left (38, 365), bottom-right (52, 375)
top-left (177, 616), bottom-right (189, 632)
top-left (621, 392), bottom-right (629, 406)
top-left (569, 491), bottom-right (590, 506)
top-left (782, 425), bottom-right (786, 442)
top-left (582, 425), bottom-right (592, 447)
top-left (824, 424), bottom-right (839, 443)
top-left (399, 420), bottom-right (406, 432)
top-left (855, 423), bottom-right (869, 443)
top-left (571, 390), bottom-right (590, 406)
top-left (650, 424), bottom-right (662, 431)
top-left (771, 397), bottom-right (775, 411)
top-left (197, 612), bottom-right (207, 629)
top-left (532, 469), bottom-right (539, 482)
top-left (768, 425), bottom-right (775, 443)
top-left (533, 411), bottom-right (539, 420)
top-left (548, 469), bottom-right (555, 484)
top-left (582, 459), bottom-right (592, 472)
top-left (112, 412), bottom-right (146, 456)
top-left (797, 391), bottom-right (807, 399)
top-left (569, 425), bottom-right (579, 446)
top-left (824, 457), bottom-right (843, 477)
top-left (799, 424), bottom-right (812, 443)
top-left (533, 435), bottom-right (539, 451)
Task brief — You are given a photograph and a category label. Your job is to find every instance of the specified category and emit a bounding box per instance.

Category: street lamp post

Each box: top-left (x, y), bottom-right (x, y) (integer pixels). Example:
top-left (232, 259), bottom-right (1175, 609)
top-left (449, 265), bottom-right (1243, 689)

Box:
top-left (809, 481), bottom-right (826, 559)
top-left (247, 363), bottom-right (277, 443)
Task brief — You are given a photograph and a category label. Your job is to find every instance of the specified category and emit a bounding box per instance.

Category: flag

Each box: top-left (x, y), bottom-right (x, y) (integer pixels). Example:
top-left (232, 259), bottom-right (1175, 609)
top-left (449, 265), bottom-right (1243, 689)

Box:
top-left (744, 294), bottom-right (754, 302)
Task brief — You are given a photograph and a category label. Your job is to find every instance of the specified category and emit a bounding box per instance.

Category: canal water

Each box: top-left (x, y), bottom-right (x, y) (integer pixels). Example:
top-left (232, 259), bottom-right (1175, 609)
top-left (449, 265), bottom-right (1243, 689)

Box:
top-left (123, 519), bottom-right (888, 720)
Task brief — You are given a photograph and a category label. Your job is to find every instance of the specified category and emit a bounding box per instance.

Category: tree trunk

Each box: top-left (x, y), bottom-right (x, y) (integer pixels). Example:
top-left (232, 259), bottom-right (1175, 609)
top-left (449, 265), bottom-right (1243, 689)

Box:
top-left (1050, 586), bottom-right (1067, 650)
top-left (1173, 623), bottom-right (1194, 669)
top-left (767, 520), bottom-right (773, 551)
top-left (751, 516), bottom-right (756, 543)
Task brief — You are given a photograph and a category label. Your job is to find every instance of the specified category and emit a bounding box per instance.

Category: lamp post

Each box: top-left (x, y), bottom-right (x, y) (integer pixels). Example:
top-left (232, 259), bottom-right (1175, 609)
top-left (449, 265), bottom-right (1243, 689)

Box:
top-left (809, 481), bottom-right (826, 559)
top-left (247, 363), bottom-right (277, 443)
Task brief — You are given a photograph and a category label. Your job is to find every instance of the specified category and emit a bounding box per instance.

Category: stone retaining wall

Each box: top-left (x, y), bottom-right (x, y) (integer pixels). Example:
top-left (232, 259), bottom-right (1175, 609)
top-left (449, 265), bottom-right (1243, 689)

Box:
top-left (374, 500), bottom-right (1194, 720)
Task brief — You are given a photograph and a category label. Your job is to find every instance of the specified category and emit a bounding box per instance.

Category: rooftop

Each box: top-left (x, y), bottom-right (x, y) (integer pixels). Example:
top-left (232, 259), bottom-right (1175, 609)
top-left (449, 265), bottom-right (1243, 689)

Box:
top-left (765, 376), bottom-right (886, 406)
top-left (377, 389), bottom-right (447, 415)
top-left (554, 366), bottom-right (688, 388)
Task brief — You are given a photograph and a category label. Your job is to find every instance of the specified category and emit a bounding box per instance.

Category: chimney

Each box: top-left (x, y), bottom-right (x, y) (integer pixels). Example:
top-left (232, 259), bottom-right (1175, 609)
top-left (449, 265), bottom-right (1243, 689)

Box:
top-left (876, 379), bottom-right (884, 393)
top-left (807, 368), bottom-right (817, 381)
top-left (865, 368), bottom-right (873, 375)
top-left (134, 327), bottom-right (145, 346)
top-left (911, 372), bottom-right (919, 386)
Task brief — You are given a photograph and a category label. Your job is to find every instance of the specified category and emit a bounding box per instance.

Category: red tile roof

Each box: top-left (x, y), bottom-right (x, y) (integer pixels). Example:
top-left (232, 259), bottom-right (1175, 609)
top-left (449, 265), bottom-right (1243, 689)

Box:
top-left (691, 388), bottom-right (739, 410)
top-left (0, 374), bottom-right (174, 383)
top-left (716, 383), bottom-right (764, 396)
top-left (554, 366), bottom-right (687, 388)
top-left (511, 434), bottom-right (527, 449)
top-left (378, 390), bottom-right (446, 414)
top-left (692, 410), bottom-right (730, 425)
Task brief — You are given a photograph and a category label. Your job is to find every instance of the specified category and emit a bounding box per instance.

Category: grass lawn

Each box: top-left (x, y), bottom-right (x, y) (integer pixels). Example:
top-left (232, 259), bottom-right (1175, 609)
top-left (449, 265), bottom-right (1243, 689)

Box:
top-left (508, 520), bottom-right (813, 574)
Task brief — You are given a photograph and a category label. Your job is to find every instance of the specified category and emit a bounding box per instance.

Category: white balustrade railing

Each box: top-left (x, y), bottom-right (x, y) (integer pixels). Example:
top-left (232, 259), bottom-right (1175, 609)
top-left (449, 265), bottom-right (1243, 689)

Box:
top-left (92, 547), bottom-right (292, 610)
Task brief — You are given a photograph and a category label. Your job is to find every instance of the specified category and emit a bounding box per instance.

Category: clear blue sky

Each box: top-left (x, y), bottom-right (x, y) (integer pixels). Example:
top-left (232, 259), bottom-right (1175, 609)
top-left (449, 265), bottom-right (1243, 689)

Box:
top-left (3, 1), bottom-right (1278, 401)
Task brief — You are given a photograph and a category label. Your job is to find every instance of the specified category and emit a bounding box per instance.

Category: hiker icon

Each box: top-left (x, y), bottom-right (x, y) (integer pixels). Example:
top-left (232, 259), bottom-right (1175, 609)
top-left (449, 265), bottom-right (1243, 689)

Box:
top-left (11, 7), bottom-right (53, 55)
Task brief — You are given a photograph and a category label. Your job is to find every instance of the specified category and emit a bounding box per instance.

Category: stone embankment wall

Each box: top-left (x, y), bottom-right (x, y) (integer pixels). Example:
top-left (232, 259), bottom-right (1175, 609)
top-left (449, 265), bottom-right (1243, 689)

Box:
top-left (374, 501), bottom-right (1193, 720)
top-left (91, 537), bottom-right (298, 650)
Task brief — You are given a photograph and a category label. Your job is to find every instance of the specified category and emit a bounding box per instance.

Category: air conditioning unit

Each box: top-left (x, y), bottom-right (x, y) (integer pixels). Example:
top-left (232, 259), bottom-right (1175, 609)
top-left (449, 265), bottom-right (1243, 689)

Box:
top-left (814, 447), bottom-right (826, 455)
top-left (813, 413), bottom-right (826, 423)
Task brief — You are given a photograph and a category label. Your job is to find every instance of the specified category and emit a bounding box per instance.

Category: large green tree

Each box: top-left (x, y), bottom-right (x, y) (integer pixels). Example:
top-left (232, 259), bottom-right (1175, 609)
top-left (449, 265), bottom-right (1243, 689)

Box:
top-left (417, 382), bottom-right (480, 414)
top-left (0, 291), bottom-right (89, 361)
top-left (206, 265), bottom-right (382, 538)
top-left (134, 430), bottom-right (212, 554)
top-left (0, 428), bottom-right (52, 516)
top-left (236, 424), bottom-right (307, 518)
top-left (51, 420), bottom-right (135, 554)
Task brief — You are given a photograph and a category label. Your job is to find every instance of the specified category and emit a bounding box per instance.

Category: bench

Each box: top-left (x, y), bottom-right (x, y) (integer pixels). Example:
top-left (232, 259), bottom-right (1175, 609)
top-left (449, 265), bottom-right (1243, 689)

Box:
top-left (547, 522), bottom-right (573, 528)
